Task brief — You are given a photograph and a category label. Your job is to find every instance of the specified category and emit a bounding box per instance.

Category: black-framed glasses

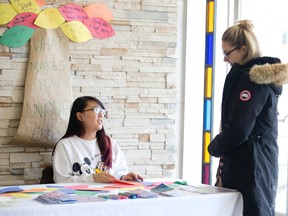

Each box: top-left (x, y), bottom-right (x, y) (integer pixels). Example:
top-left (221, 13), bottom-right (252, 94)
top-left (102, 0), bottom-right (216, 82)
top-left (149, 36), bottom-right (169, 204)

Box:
top-left (82, 107), bottom-right (107, 116)
top-left (223, 46), bottom-right (241, 57)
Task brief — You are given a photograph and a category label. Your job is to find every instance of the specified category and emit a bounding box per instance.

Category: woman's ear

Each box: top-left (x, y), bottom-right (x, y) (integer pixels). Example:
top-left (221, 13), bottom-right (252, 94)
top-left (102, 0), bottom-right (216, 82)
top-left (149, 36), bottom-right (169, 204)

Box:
top-left (76, 112), bottom-right (83, 121)
top-left (241, 46), bottom-right (246, 55)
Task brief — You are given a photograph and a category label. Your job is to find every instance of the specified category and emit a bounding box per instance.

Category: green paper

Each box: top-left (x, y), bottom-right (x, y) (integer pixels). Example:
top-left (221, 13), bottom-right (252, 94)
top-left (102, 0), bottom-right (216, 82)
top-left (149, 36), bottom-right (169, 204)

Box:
top-left (0, 25), bottom-right (35, 48)
top-left (74, 190), bottom-right (99, 196)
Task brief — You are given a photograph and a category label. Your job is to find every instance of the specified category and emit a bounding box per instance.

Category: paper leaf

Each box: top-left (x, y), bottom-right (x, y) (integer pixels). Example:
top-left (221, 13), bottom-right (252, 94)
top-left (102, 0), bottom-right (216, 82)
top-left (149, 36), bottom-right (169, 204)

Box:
top-left (10, 0), bottom-right (41, 14)
top-left (8, 12), bottom-right (38, 29)
top-left (0, 3), bottom-right (18, 25)
top-left (83, 3), bottom-right (113, 22)
top-left (60, 21), bottom-right (93, 43)
top-left (35, 0), bottom-right (46, 7)
top-left (0, 25), bottom-right (35, 48)
top-left (59, 4), bottom-right (88, 22)
top-left (83, 17), bottom-right (114, 39)
top-left (34, 8), bottom-right (65, 29)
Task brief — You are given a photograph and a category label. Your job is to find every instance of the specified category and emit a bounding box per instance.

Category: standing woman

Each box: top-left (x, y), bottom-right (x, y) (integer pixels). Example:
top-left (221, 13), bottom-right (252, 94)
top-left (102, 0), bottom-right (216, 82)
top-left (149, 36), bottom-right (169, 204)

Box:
top-left (53, 96), bottom-right (143, 183)
top-left (208, 20), bottom-right (288, 216)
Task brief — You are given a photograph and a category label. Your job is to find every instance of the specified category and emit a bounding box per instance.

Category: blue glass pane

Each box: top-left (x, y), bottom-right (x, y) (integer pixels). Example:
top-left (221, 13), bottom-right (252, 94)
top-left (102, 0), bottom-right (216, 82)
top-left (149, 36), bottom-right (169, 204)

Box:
top-left (204, 99), bottom-right (212, 131)
top-left (205, 34), bottom-right (214, 65)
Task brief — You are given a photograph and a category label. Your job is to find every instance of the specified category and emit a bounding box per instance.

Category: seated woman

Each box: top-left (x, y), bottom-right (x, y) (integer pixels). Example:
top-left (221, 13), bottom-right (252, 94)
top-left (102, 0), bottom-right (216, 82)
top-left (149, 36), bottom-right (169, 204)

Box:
top-left (52, 96), bottom-right (143, 183)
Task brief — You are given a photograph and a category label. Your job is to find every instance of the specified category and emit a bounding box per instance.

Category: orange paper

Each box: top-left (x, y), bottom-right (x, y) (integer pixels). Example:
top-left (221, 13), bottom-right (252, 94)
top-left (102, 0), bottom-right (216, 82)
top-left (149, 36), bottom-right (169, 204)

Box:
top-left (83, 3), bottom-right (113, 22)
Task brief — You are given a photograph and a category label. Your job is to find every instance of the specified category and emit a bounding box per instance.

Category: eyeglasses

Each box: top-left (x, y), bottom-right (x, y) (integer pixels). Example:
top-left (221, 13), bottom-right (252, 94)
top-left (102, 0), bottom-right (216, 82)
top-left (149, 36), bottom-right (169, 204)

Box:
top-left (223, 46), bottom-right (240, 57)
top-left (82, 107), bottom-right (107, 116)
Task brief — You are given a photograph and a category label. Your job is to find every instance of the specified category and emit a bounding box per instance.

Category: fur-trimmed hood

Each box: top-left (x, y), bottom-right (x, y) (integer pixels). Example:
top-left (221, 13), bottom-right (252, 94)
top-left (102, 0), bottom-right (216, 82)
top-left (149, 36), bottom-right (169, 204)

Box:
top-left (250, 63), bottom-right (288, 86)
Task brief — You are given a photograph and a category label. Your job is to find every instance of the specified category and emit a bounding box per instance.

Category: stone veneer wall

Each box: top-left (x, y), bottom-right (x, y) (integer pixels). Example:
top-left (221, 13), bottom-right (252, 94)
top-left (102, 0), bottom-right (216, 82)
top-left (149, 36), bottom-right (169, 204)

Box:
top-left (0, 0), bottom-right (178, 185)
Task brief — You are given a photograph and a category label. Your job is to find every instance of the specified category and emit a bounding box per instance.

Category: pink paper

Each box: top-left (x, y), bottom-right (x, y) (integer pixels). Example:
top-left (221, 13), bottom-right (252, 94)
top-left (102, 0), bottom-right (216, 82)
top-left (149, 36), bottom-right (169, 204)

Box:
top-left (8, 12), bottom-right (38, 29)
top-left (63, 185), bottom-right (89, 189)
top-left (59, 4), bottom-right (88, 21)
top-left (83, 17), bottom-right (114, 39)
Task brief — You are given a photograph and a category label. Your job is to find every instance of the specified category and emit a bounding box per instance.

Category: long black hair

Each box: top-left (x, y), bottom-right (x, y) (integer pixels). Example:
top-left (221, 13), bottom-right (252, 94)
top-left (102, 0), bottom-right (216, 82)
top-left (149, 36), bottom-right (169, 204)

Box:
top-left (53, 96), bottom-right (113, 167)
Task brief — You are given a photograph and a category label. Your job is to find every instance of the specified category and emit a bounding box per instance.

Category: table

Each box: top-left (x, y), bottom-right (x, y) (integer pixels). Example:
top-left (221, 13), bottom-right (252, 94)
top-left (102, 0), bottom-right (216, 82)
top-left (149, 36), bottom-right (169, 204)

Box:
top-left (0, 180), bottom-right (243, 216)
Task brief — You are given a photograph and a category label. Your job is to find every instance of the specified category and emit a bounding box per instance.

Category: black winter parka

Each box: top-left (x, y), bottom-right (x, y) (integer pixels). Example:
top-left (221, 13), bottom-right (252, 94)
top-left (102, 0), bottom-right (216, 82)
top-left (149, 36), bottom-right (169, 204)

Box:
top-left (208, 57), bottom-right (288, 216)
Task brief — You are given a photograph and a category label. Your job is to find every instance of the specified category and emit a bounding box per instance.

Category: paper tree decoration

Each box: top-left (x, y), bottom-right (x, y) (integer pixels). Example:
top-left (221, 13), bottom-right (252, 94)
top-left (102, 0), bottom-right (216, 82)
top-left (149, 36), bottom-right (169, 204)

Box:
top-left (0, 0), bottom-right (115, 47)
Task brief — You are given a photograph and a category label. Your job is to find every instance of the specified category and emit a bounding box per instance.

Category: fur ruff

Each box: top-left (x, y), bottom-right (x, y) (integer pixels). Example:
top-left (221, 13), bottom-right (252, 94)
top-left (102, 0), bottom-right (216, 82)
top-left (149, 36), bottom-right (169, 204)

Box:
top-left (250, 63), bottom-right (288, 86)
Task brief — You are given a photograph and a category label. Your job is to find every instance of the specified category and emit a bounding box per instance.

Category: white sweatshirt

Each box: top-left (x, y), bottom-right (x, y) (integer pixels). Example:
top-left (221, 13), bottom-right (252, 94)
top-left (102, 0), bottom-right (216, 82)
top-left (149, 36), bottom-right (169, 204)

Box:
top-left (52, 135), bottom-right (128, 183)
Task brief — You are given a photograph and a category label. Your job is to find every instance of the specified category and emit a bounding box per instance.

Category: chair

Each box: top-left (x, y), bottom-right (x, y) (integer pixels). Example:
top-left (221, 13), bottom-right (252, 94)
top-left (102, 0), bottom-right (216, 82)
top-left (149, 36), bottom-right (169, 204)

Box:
top-left (40, 165), bottom-right (55, 184)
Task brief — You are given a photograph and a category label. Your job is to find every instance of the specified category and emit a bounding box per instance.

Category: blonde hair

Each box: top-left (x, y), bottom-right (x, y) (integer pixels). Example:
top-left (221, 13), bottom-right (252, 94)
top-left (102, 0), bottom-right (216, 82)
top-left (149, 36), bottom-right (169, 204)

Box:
top-left (222, 20), bottom-right (261, 64)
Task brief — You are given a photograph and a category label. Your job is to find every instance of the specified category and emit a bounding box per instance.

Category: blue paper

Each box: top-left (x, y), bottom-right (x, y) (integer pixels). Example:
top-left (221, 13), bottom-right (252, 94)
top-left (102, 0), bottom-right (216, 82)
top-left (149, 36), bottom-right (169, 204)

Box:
top-left (0, 186), bottom-right (23, 194)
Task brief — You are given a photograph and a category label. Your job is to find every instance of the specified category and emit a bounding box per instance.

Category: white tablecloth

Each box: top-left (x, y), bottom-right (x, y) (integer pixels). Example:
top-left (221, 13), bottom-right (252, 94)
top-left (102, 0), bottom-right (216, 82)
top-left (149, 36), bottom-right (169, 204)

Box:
top-left (0, 182), bottom-right (243, 216)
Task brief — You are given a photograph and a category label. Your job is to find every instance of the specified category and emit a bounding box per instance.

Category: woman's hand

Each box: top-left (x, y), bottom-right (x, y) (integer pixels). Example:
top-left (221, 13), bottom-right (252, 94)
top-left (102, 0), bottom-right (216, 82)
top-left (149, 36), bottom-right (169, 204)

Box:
top-left (92, 172), bottom-right (116, 183)
top-left (121, 172), bottom-right (143, 181)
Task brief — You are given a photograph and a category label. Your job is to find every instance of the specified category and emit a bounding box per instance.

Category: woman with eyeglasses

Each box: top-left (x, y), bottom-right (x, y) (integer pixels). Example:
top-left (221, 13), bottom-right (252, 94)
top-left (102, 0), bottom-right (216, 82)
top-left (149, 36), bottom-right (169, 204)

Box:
top-left (208, 20), bottom-right (288, 216)
top-left (52, 96), bottom-right (143, 183)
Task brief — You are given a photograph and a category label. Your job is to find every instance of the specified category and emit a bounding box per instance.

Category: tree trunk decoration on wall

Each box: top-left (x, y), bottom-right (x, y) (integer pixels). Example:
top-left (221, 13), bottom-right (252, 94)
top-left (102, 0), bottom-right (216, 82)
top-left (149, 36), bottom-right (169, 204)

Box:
top-left (0, 0), bottom-right (114, 147)
top-left (10, 28), bottom-right (72, 147)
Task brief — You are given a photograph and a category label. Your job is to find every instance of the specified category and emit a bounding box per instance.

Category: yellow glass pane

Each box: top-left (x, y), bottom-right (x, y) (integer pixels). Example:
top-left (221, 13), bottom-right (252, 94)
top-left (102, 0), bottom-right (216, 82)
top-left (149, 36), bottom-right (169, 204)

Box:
top-left (203, 132), bottom-right (211, 163)
top-left (207, 1), bottom-right (214, 33)
top-left (206, 67), bottom-right (213, 98)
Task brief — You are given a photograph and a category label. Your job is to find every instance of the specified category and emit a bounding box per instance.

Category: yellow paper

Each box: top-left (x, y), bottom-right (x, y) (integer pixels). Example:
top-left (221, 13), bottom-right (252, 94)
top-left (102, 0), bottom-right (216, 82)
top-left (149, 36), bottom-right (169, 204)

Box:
top-left (119, 186), bottom-right (144, 191)
top-left (60, 21), bottom-right (93, 43)
top-left (10, 0), bottom-right (41, 14)
top-left (34, 8), bottom-right (65, 29)
top-left (21, 188), bottom-right (48, 193)
top-left (11, 193), bottom-right (32, 198)
top-left (0, 3), bottom-right (18, 25)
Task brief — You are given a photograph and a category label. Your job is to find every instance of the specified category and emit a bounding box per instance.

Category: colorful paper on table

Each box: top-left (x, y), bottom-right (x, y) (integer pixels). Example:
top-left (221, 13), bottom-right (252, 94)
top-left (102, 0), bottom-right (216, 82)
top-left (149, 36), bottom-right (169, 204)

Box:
top-left (113, 179), bottom-right (142, 185)
top-left (58, 188), bottom-right (75, 194)
top-left (142, 181), bottom-right (174, 189)
top-left (8, 12), bottom-right (38, 29)
top-left (174, 180), bottom-right (188, 185)
top-left (35, 190), bottom-right (77, 204)
top-left (0, 186), bottom-right (23, 194)
top-left (0, 25), bottom-right (35, 48)
top-left (10, 0), bottom-right (41, 14)
top-left (46, 185), bottom-right (65, 188)
top-left (150, 183), bottom-right (174, 193)
top-left (34, 8), bottom-right (65, 29)
top-left (21, 188), bottom-right (48, 193)
top-left (76, 195), bottom-right (107, 203)
top-left (83, 3), bottom-right (113, 22)
top-left (62, 185), bottom-right (89, 189)
top-left (75, 191), bottom-right (102, 196)
top-left (118, 186), bottom-right (144, 191)
top-left (59, 4), bottom-right (88, 22)
top-left (60, 21), bottom-right (93, 43)
top-left (83, 17), bottom-right (114, 39)
top-left (74, 188), bottom-right (112, 192)
top-left (11, 193), bottom-right (33, 198)
top-left (0, 3), bottom-right (18, 25)
top-left (128, 189), bottom-right (158, 198)
top-left (141, 181), bottom-right (159, 186)
top-left (105, 184), bottom-right (144, 190)
top-left (160, 189), bottom-right (187, 197)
